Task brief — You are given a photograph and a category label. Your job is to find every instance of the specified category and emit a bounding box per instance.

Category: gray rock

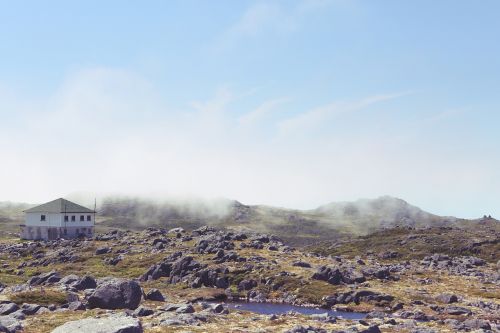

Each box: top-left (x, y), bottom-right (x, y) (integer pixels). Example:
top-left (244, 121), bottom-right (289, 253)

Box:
top-left (28, 271), bottom-right (61, 286)
top-left (95, 247), bottom-right (111, 255)
top-left (435, 293), bottom-right (458, 304)
top-left (51, 315), bottom-right (142, 333)
top-left (59, 274), bottom-right (80, 285)
top-left (292, 261), bottom-right (312, 268)
top-left (8, 310), bottom-right (26, 321)
top-left (312, 266), bottom-right (342, 285)
top-left (68, 301), bottom-right (86, 311)
top-left (238, 279), bottom-right (257, 291)
top-left (0, 316), bottom-right (22, 332)
top-left (67, 292), bottom-right (80, 303)
top-left (144, 288), bottom-right (164, 302)
top-left (285, 325), bottom-right (327, 333)
top-left (462, 319), bottom-right (491, 330)
top-left (133, 306), bottom-right (154, 317)
top-left (36, 307), bottom-right (51, 315)
top-left (360, 326), bottom-right (382, 333)
top-left (175, 304), bottom-right (195, 314)
top-left (215, 277), bottom-right (229, 289)
top-left (443, 306), bottom-right (472, 315)
top-left (0, 303), bottom-right (19, 316)
top-left (310, 313), bottom-right (336, 323)
top-left (87, 279), bottom-right (142, 310)
top-left (73, 275), bottom-right (97, 290)
top-left (21, 303), bottom-right (41, 315)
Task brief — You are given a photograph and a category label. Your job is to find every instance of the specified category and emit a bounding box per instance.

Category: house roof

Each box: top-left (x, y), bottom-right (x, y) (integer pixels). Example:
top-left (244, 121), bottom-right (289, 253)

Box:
top-left (24, 198), bottom-right (95, 214)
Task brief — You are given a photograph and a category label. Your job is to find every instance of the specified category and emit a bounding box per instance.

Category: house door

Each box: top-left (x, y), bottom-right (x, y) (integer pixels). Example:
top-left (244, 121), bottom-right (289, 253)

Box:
top-left (48, 228), bottom-right (58, 240)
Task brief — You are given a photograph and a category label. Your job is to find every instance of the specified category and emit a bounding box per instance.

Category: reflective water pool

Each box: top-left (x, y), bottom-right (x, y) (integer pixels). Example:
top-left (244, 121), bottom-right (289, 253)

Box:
top-left (223, 301), bottom-right (366, 320)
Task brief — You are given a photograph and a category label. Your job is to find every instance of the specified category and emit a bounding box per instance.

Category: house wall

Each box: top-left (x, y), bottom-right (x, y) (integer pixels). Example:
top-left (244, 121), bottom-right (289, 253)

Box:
top-left (20, 225), bottom-right (94, 240)
top-left (22, 212), bottom-right (95, 240)
top-left (25, 212), bottom-right (94, 227)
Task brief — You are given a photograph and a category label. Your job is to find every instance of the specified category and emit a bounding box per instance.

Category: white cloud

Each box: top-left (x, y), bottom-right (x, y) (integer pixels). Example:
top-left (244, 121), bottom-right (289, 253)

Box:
top-left (277, 92), bottom-right (406, 135)
top-left (0, 67), bottom-right (498, 218)
top-left (216, 0), bottom-right (334, 48)
top-left (238, 97), bottom-right (289, 126)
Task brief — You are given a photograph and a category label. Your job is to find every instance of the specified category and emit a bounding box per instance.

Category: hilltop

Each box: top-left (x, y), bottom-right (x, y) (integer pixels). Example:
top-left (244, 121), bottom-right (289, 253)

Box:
top-left (0, 196), bottom-right (471, 244)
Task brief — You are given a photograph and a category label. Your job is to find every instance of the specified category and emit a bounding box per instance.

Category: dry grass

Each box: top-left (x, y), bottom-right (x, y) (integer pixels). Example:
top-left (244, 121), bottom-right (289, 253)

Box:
top-left (10, 289), bottom-right (67, 306)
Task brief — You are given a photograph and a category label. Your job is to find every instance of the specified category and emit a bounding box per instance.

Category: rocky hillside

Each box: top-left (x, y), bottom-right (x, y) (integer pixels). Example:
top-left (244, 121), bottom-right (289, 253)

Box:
top-left (0, 225), bottom-right (498, 332)
top-left (96, 196), bottom-right (462, 245)
top-left (0, 196), bottom-right (474, 245)
top-left (308, 217), bottom-right (500, 263)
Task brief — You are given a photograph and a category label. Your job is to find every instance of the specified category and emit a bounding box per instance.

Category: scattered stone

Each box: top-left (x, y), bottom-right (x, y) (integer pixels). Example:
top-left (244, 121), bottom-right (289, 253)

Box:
top-left (0, 315), bottom-right (22, 332)
top-left (175, 304), bottom-right (195, 314)
top-left (435, 293), bottom-right (458, 304)
top-left (462, 318), bottom-right (491, 330)
top-left (134, 306), bottom-right (154, 317)
top-left (95, 246), bottom-right (111, 255)
top-left (292, 261), bottom-right (312, 268)
top-left (144, 288), bottom-right (165, 302)
top-left (0, 303), bottom-right (20, 316)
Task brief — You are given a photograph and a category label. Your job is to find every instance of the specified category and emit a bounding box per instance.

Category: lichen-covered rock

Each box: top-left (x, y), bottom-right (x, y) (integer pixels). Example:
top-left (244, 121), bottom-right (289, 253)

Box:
top-left (51, 315), bottom-right (142, 333)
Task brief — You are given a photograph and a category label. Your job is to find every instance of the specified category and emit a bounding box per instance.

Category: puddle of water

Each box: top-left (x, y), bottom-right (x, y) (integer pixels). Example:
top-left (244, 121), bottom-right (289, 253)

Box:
top-left (223, 301), bottom-right (366, 320)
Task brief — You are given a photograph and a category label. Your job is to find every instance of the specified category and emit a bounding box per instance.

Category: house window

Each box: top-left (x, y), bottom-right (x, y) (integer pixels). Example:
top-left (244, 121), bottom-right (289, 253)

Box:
top-left (87, 215), bottom-right (91, 221)
top-left (41, 215), bottom-right (46, 221)
top-left (71, 215), bottom-right (76, 222)
top-left (80, 215), bottom-right (84, 221)
top-left (64, 215), bottom-right (68, 222)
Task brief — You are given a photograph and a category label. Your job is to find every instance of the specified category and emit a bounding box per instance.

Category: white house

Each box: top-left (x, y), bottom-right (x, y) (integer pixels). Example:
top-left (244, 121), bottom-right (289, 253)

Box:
top-left (20, 198), bottom-right (95, 240)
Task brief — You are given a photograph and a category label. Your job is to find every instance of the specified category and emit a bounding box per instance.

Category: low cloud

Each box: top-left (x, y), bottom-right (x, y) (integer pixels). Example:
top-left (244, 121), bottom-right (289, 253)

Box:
top-left (0, 67), bottom-right (498, 219)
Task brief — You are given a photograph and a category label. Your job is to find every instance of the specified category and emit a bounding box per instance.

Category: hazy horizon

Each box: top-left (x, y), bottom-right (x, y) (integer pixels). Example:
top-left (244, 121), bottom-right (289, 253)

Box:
top-left (1, 1), bottom-right (499, 219)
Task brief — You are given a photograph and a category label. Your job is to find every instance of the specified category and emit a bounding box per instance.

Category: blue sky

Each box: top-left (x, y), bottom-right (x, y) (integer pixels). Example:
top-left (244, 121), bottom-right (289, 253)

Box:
top-left (0, 0), bottom-right (499, 218)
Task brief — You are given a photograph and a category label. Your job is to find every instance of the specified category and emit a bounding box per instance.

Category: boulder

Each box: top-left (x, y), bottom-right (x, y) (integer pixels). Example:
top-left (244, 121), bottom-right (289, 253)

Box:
top-left (215, 277), bottom-right (230, 289)
top-left (87, 279), bottom-right (142, 310)
top-left (59, 274), bottom-right (80, 285)
top-left (443, 306), bottom-right (471, 315)
top-left (175, 304), bottom-right (195, 314)
top-left (73, 275), bottom-right (97, 290)
top-left (435, 293), bottom-right (458, 304)
top-left (462, 319), bottom-right (491, 330)
top-left (360, 326), bottom-right (382, 333)
top-left (133, 306), bottom-right (154, 317)
top-left (20, 303), bottom-right (41, 315)
top-left (28, 271), bottom-right (60, 286)
top-left (238, 279), bottom-right (257, 291)
top-left (68, 301), bottom-right (86, 311)
top-left (144, 289), bottom-right (165, 302)
top-left (51, 315), bottom-right (142, 333)
top-left (312, 266), bottom-right (342, 285)
top-left (9, 310), bottom-right (26, 321)
top-left (0, 303), bottom-right (19, 316)
top-left (0, 316), bottom-right (22, 333)
top-left (95, 247), bottom-right (111, 255)
top-left (284, 326), bottom-right (327, 333)
top-left (292, 261), bottom-right (311, 268)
